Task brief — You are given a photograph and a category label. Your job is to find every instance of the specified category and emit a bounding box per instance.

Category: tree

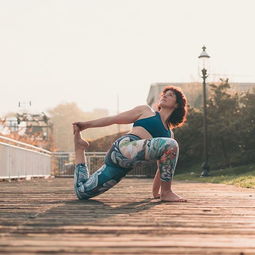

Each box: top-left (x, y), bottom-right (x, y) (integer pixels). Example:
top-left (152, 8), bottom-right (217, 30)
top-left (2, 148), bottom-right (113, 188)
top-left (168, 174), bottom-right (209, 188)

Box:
top-left (47, 102), bottom-right (86, 151)
top-left (237, 89), bottom-right (255, 163)
top-left (207, 79), bottom-right (240, 167)
top-left (174, 106), bottom-right (203, 170)
top-left (175, 79), bottom-right (255, 171)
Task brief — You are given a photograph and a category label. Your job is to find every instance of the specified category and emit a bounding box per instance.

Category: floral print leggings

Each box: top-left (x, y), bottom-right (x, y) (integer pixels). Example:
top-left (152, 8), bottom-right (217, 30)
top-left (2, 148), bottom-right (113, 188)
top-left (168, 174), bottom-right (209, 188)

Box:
top-left (74, 134), bottom-right (179, 200)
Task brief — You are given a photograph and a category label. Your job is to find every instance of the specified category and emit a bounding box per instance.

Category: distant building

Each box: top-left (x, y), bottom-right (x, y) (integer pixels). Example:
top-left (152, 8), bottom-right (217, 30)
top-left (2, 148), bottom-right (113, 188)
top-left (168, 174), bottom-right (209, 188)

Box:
top-left (0, 112), bottom-right (52, 140)
top-left (147, 82), bottom-right (255, 109)
top-left (0, 117), bottom-right (19, 135)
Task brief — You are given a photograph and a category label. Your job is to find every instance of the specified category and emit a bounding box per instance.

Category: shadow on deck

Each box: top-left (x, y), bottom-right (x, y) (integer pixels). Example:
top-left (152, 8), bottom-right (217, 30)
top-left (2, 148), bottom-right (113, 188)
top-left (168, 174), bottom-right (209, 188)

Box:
top-left (0, 177), bottom-right (255, 254)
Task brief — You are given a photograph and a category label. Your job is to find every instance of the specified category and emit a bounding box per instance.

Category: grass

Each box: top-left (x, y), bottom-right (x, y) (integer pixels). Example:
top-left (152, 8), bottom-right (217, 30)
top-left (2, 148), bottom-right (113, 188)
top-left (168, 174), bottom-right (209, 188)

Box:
top-left (174, 163), bottom-right (255, 189)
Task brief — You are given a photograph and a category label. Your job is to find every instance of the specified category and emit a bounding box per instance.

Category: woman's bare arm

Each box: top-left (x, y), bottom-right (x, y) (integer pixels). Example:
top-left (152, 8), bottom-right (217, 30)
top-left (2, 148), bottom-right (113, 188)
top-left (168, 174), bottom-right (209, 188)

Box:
top-left (72, 105), bottom-right (149, 131)
top-left (152, 161), bottom-right (161, 198)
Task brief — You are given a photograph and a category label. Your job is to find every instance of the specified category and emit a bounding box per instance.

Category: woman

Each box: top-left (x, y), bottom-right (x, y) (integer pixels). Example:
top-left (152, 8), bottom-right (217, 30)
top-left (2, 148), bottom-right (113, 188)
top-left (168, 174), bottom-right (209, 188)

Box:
top-left (72, 86), bottom-right (188, 202)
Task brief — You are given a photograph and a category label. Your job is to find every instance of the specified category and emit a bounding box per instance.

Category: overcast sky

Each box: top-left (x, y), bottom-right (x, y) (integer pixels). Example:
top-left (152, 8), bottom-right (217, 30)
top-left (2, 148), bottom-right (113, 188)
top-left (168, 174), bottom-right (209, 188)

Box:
top-left (1, 0), bottom-right (255, 116)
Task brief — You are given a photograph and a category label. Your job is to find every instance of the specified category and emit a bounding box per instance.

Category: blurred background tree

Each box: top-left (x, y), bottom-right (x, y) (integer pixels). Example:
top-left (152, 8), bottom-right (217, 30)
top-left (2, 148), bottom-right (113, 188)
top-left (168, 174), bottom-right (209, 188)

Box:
top-left (175, 79), bottom-right (255, 172)
top-left (47, 102), bottom-right (130, 151)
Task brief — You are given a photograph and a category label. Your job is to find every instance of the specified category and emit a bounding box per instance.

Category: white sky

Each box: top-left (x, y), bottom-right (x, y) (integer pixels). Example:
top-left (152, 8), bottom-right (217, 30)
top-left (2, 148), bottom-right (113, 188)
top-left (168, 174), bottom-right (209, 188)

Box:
top-left (1, 0), bottom-right (255, 116)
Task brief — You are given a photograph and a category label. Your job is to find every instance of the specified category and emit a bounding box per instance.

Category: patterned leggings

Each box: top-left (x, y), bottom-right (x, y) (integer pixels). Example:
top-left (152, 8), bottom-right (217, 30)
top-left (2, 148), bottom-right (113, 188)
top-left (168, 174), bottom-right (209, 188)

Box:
top-left (74, 134), bottom-right (179, 200)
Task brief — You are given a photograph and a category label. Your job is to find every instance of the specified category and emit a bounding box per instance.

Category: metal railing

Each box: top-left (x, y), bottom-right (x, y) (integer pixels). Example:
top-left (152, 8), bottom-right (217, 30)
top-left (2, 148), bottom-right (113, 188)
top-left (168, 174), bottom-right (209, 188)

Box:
top-left (0, 135), bottom-right (52, 180)
top-left (52, 152), bottom-right (156, 178)
top-left (0, 135), bottom-right (156, 180)
top-left (52, 152), bottom-right (107, 176)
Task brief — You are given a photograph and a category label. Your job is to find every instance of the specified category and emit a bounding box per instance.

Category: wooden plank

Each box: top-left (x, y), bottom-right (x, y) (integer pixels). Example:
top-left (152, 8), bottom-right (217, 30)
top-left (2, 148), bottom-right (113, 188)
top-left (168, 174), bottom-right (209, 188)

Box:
top-left (0, 177), bottom-right (255, 254)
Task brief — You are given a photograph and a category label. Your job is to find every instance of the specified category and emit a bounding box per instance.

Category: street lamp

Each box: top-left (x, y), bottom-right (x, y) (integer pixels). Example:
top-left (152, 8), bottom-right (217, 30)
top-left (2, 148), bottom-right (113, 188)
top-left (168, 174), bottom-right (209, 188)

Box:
top-left (198, 46), bottom-right (210, 177)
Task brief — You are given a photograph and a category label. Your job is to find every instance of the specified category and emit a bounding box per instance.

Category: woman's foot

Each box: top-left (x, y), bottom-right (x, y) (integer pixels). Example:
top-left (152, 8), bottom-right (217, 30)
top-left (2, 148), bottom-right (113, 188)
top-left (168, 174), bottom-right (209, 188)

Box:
top-left (160, 191), bottom-right (187, 202)
top-left (152, 193), bottom-right (160, 199)
top-left (73, 125), bottom-right (89, 151)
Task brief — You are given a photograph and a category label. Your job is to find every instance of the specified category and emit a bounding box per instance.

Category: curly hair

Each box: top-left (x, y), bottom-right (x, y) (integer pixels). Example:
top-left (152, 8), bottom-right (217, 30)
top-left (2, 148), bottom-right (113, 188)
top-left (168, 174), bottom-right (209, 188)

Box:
top-left (158, 86), bottom-right (188, 128)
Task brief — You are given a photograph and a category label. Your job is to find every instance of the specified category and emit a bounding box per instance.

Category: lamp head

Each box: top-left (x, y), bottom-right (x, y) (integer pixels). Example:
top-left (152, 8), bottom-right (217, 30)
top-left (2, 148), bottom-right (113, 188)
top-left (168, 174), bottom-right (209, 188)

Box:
top-left (198, 45), bottom-right (210, 76)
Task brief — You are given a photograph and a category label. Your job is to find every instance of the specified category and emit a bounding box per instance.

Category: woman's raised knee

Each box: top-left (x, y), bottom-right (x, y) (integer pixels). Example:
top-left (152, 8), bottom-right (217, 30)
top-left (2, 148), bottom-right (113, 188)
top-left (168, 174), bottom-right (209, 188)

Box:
top-left (162, 138), bottom-right (179, 159)
top-left (164, 138), bottom-right (179, 150)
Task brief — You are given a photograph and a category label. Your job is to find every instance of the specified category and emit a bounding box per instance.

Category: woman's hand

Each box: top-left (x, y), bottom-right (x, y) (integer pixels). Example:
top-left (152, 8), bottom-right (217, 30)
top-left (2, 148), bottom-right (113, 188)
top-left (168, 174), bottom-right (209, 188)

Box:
top-left (72, 122), bottom-right (89, 133)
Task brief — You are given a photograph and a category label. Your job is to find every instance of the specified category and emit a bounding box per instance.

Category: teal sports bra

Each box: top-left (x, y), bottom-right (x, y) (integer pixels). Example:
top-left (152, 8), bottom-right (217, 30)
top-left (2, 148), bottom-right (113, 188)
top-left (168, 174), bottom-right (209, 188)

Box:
top-left (133, 111), bottom-right (171, 138)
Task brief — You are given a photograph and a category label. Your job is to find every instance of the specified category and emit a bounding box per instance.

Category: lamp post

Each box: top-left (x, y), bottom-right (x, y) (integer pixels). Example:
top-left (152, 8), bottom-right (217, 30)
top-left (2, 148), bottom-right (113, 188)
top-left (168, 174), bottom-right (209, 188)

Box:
top-left (198, 46), bottom-right (210, 177)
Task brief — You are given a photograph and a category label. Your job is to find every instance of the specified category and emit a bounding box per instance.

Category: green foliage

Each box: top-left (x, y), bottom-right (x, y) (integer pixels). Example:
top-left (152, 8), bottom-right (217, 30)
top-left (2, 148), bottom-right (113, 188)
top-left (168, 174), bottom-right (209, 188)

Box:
top-left (207, 80), bottom-right (240, 167)
top-left (175, 79), bottom-right (255, 172)
top-left (238, 89), bottom-right (255, 162)
top-left (174, 107), bottom-right (203, 169)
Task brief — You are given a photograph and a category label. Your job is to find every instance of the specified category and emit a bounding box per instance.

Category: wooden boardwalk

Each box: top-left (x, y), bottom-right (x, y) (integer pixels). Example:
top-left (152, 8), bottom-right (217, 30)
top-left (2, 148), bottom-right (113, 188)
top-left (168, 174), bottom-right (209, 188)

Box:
top-left (0, 177), bottom-right (255, 255)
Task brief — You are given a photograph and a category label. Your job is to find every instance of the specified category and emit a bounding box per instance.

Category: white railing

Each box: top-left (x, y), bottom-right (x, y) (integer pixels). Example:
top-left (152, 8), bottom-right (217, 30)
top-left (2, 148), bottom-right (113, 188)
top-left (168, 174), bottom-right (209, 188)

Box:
top-left (52, 152), bottom-right (156, 177)
top-left (0, 135), bottom-right (52, 180)
top-left (0, 135), bottom-right (156, 179)
top-left (52, 152), bottom-right (107, 176)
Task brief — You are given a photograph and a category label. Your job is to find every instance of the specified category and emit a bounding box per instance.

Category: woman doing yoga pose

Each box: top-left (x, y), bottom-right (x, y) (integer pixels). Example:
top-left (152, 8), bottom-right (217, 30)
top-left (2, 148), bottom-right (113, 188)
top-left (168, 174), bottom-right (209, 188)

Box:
top-left (72, 86), bottom-right (188, 202)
